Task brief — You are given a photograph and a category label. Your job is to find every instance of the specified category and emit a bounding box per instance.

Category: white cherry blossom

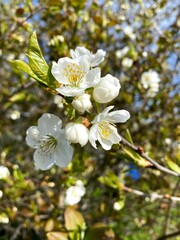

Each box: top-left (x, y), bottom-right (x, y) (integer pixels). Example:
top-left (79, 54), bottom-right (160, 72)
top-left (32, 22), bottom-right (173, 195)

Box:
top-left (65, 123), bottom-right (89, 147)
top-left (0, 166), bottom-right (10, 180)
top-left (51, 56), bottom-right (101, 97)
top-left (26, 113), bottom-right (73, 170)
top-left (115, 46), bottom-right (129, 59)
top-left (93, 74), bottom-right (121, 103)
top-left (64, 180), bottom-right (86, 206)
top-left (122, 57), bottom-right (133, 68)
top-left (72, 93), bottom-right (92, 113)
top-left (141, 70), bottom-right (160, 97)
top-left (70, 46), bottom-right (106, 67)
top-left (89, 106), bottom-right (130, 150)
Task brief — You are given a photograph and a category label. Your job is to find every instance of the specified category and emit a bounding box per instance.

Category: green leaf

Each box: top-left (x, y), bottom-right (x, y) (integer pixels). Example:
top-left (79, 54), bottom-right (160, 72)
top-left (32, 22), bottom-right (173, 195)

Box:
top-left (98, 170), bottom-right (121, 189)
top-left (122, 147), bottom-right (151, 167)
top-left (28, 31), bottom-right (48, 68)
top-left (125, 129), bottom-right (134, 144)
top-left (166, 157), bottom-right (180, 174)
top-left (9, 92), bottom-right (26, 102)
top-left (9, 60), bottom-right (40, 81)
top-left (27, 31), bottom-right (57, 88)
top-left (27, 54), bottom-right (49, 86)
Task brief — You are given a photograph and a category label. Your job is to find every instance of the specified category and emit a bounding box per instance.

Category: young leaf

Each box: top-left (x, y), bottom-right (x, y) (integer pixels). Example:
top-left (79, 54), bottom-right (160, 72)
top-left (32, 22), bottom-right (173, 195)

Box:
top-left (125, 129), bottom-right (134, 144)
top-left (28, 31), bottom-right (48, 68)
top-left (166, 157), bottom-right (180, 174)
top-left (9, 60), bottom-right (40, 82)
top-left (27, 54), bottom-right (49, 86)
top-left (122, 147), bottom-right (151, 167)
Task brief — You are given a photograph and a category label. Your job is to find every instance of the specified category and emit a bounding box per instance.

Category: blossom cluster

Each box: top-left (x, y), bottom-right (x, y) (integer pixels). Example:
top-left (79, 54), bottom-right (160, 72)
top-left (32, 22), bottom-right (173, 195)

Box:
top-left (26, 47), bottom-right (130, 170)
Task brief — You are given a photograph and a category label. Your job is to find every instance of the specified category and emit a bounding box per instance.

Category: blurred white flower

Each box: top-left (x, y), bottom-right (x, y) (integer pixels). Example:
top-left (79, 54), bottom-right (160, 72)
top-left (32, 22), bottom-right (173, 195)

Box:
top-left (64, 180), bottom-right (86, 206)
top-left (65, 123), bottom-right (89, 147)
top-left (115, 46), bottom-right (129, 59)
top-left (26, 113), bottom-right (73, 170)
top-left (113, 202), bottom-right (122, 211)
top-left (70, 46), bottom-right (106, 67)
top-left (0, 190), bottom-right (3, 199)
top-left (52, 56), bottom-right (101, 97)
top-left (122, 57), bottom-right (133, 68)
top-left (141, 70), bottom-right (160, 97)
top-left (0, 166), bottom-right (10, 179)
top-left (0, 214), bottom-right (9, 224)
top-left (72, 93), bottom-right (92, 113)
top-left (123, 26), bottom-right (136, 40)
top-left (54, 95), bottom-right (64, 109)
top-left (7, 110), bottom-right (21, 120)
top-left (164, 138), bottom-right (172, 145)
top-left (93, 74), bottom-right (121, 103)
top-left (89, 106), bottom-right (130, 150)
top-left (142, 51), bottom-right (148, 57)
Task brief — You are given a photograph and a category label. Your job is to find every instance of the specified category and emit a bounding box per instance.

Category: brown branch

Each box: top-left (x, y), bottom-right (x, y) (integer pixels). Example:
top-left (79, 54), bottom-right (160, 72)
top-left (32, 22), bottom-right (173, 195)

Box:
top-left (4, 6), bottom-right (47, 40)
top-left (122, 185), bottom-right (180, 202)
top-left (120, 136), bottom-right (180, 177)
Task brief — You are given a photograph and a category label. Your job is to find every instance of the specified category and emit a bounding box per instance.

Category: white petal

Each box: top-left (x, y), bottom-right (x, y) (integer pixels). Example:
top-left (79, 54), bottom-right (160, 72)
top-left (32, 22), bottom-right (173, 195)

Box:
top-left (92, 106), bottom-right (114, 124)
top-left (38, 113), bottom-right (62, 135)
top-left (82, 68), bottom-right (101, 88)
top-left (90, 49), bottom-right (106, 67)
top-left (51, 61), bottom-right (68, 84)
top-left (26, 126), bottom-right (40, 148)
top-left (97, 136), bottom-right (112, 150)
top-left (108, 128), bottom-right (121, 144)
top-left (56, 86), bottom-right (85, 97)
top-left (54, 140), bottom-right (74, 167)
top-left (107, 110), bottom-right (130, 123)
top-left (34, 149), bottom-right (55, 170)
top-left (89, 125), bottom-right (99, 149)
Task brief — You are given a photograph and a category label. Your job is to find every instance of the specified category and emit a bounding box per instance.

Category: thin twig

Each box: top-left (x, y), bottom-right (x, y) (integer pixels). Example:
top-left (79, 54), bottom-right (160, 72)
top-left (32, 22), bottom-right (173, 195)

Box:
top-left (4, 6), bottom-right (47, 40)
top-left (162, 179), bottom-right (180, 235)
top-left (157, 230), bottom-right (180, 240)
top-left (120, 136), bottom-right (180, 177)
top-left (122, 185), bottom-right (180, 202)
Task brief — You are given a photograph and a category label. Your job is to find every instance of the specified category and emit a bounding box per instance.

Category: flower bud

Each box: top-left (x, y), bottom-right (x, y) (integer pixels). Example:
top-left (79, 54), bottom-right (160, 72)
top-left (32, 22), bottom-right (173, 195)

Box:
top-left (72, 93), bottom-right (92, 114)
top-left (93, 74), bottom-right (121, 103)
top-left (65, 123), bottom-right (89, 147)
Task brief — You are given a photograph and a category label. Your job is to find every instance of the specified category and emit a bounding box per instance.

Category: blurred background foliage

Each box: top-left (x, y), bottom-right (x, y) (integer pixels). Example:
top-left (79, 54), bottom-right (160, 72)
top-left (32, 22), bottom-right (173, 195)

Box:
top-left (0, 0), bottom-right (180, 239)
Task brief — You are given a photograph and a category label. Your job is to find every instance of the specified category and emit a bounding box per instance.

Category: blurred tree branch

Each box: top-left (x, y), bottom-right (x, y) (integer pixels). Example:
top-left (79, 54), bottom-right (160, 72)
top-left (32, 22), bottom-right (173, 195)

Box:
top-left (120, 136), bottom-right (180, 177)
top-left (122, 185), bottom-right (180, 202)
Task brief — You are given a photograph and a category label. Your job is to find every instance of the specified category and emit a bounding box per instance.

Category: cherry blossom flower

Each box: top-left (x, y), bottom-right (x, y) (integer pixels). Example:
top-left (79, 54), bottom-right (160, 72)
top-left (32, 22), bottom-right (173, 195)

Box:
top-left (70, 46), bottom-right (106, 67)
top-left (65, 123), bottom-right (89, 147)
top-left (93, 74), bottom-right (121, 103)
top-left (89, 106), bottom-right (130, 150)
top-left (51, 56), bottom-right (101, 97)
top-left (115, 46), bottom-right (129, 59)
top-left (64, 180), bottom-right (86, 206)
top-left (0, 166), bottom-right (10, 180)
top-left (72, 93), bottom-right (92, 113)
top-left (141, 70), bottom-right (160, 97)
top-left (26, 113), bottom-right (73, 170)
top-left (122, 57), bottom-right (133, 68)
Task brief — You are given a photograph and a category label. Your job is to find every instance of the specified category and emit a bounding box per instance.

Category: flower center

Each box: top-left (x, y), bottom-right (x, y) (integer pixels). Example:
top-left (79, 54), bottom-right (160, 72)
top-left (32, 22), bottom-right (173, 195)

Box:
top-left (39, 135), bottom-right (57, 156)
top-left (98, 121), bottom-right (114, 139)
top-left (63, 63), bottom-right (85, 87)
